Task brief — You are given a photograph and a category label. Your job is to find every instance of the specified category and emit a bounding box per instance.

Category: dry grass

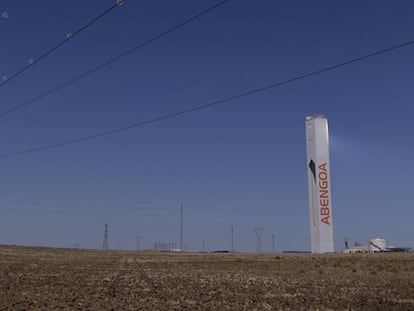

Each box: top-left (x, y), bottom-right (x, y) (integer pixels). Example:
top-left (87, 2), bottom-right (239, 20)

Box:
top-left (0, 245), bottom-right (413, 310)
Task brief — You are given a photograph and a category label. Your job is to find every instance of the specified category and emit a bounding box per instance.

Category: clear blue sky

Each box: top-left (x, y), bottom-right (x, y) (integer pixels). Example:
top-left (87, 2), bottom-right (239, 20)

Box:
top-left (0, 0), bottom-right (413, 252)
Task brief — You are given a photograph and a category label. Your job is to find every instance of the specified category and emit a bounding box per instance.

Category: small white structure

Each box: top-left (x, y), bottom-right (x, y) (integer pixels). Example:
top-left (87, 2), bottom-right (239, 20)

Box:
top-left (342, 238), bottom-right (390, 253)
top-left (342, 245), bottom-right (369, 253)
top-left (368, 238), bottom-right (388, 252)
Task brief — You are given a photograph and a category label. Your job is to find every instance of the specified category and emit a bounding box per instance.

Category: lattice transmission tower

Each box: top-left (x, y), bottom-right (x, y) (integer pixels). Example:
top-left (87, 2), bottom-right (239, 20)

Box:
top-left (102, 223), bottom-right (109, 251)
top-left (254, 228), bottom-right (263, 253)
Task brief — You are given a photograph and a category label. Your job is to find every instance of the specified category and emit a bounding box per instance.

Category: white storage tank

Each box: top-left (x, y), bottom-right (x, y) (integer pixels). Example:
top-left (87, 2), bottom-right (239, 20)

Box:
top-left (368, 238), bottom-right (388, 252)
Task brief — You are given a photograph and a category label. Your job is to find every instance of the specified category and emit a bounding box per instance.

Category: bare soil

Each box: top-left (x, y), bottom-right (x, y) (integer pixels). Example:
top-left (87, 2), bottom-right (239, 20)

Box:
top-left (0, 245), bottom-right (413, 310)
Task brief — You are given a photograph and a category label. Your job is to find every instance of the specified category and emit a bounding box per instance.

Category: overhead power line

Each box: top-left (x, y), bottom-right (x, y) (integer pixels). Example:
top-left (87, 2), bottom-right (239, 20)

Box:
top-left (0, 0), bottom-right (230, 119)
top-left (1, 39), bottom-right (414, 158)
top-left (0, 0), bottom-right (124, 89)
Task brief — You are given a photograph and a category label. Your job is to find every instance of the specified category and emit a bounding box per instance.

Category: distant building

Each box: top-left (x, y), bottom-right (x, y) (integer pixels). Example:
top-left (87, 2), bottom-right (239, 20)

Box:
top-left (342, 238), bottom-right (411, 253)
top-left (342, 245), bottom-right (369, 254)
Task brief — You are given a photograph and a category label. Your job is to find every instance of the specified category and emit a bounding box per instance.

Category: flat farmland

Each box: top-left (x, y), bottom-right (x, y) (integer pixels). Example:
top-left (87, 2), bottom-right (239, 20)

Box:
top-left (0, 246), bottom-right (413, 310)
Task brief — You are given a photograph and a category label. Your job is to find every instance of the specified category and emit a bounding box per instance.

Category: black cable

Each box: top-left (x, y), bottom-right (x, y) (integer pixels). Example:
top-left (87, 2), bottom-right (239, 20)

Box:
top-left (1, 37), bottom-right (413, 158)
top-left (0, 0), bottom-right (230, 119)
top-left (0, 1), bottom-right (124, 88)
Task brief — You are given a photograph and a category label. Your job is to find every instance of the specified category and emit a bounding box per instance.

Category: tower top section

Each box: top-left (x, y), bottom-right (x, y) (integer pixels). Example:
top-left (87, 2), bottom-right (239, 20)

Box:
top-left (306, 114), bottom-right (326, 121)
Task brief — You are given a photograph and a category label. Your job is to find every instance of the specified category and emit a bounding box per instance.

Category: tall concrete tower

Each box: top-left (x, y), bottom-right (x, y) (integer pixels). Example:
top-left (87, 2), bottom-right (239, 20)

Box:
top-left (305, 115), bottom-right (334, 253)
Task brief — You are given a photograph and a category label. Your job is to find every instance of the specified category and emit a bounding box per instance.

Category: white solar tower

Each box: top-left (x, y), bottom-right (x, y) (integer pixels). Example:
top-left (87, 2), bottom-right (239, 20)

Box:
top-left (305, 115), bottom-right (334, 253)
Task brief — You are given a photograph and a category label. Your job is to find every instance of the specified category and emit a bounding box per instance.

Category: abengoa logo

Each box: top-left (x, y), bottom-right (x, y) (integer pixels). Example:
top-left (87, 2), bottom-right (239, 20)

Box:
top-left (318, 163), bottom-right (331, 225)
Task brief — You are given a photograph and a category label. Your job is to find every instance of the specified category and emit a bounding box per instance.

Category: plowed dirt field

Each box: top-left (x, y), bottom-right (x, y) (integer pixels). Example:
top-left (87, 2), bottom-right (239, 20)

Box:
top-left (0, 246), bottom-right (413, 310)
